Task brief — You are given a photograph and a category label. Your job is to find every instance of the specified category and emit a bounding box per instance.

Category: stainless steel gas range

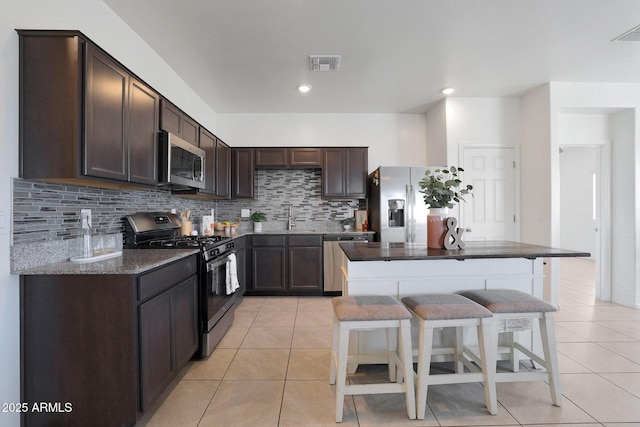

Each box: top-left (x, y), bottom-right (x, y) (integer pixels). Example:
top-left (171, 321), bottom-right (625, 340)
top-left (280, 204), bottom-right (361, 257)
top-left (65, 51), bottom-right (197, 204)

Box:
top-left (125, 212), bottom-right (239, 358)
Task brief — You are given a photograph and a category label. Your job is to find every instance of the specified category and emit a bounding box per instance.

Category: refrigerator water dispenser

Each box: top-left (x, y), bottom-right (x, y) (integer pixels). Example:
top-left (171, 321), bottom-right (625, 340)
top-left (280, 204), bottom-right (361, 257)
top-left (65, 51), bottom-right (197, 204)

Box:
top-left (388, 199), bottom-right (405, 227)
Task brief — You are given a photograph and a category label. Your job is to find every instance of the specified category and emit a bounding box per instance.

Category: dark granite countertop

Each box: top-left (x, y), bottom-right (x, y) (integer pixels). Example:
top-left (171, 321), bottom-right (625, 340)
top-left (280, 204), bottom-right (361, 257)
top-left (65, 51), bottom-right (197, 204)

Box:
top-left (16, 249), bottom-right (199, 275)
top-left (339, 241), bottom-right (590, 262)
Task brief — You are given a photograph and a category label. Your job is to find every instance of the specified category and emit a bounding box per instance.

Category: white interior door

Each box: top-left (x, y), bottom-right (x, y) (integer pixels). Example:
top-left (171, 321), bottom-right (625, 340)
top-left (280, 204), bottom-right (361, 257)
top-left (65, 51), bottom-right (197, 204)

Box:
top-left (461, 147), bottom-right (516, 241)
top-left (559, 146), bottom-right (598, 257)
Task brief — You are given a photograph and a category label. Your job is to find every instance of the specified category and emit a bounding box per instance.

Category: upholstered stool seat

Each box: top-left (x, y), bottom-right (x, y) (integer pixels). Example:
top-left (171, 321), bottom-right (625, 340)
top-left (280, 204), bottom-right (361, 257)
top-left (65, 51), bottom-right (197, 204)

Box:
top-left (459, 289), bottom-right (562, 406)
top-left (330, 295), bottom-right (415, 422)
top-left (401, 294), bottom-right (498, 419)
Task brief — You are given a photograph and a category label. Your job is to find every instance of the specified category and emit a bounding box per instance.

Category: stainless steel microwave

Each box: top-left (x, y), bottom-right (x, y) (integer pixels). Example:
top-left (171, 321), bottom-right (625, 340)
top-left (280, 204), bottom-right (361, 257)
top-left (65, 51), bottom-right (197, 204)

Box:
top-left (158, 131), bottom-right (206, 190)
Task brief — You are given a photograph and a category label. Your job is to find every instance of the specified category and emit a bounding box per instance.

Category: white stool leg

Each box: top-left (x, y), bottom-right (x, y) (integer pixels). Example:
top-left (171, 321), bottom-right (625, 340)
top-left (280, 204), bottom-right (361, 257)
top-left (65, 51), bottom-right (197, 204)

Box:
top-left (415, 320), bottom-right (434, 420)
top-left (478, 319), bottom-right (498, 415)
top-left (540, 313), bottom-right (562, 406)
top-left (386, 327), bottom-right (398, 382)
top-left (330, 317), bottom-right (339, 385)
top-left (454, 326), bottom-right (464, 374)
top-left (399, 319), bottom-right (416, 420)
top-left (509, 331), bottom-right (520, 372)
top-left (335, 324), bottom-right (350, 423)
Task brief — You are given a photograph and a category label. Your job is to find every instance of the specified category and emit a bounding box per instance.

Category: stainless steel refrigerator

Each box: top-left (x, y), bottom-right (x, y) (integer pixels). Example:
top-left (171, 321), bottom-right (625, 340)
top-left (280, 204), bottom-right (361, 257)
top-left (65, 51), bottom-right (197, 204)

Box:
top-left (368, 166), bottom-right (447, 243)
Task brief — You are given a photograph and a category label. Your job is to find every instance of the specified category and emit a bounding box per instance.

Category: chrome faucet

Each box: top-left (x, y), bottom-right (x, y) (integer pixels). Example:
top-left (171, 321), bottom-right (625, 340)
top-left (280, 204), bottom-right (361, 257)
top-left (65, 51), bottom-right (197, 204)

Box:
top-left (287, 204), bottom-right (294, 230)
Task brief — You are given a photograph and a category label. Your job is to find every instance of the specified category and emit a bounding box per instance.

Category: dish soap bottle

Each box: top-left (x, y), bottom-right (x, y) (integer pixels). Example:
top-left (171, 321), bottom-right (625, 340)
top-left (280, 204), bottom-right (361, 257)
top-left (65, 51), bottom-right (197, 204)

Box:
top-left (79, 211), bottom-right (93, 258)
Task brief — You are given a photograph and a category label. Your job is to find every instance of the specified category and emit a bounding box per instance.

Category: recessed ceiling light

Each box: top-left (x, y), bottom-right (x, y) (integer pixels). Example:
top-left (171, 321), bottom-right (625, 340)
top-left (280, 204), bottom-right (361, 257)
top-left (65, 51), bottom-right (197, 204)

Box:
top-left (298, 84), bottom-right (312, 93)
top-left (441, 87), bottom-right (455, 95)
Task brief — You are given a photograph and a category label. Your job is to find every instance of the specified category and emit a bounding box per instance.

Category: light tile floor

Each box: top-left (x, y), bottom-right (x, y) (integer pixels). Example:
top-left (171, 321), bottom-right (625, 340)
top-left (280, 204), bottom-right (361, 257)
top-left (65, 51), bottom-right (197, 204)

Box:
top-left (136, 258), bottom-right (640, 426)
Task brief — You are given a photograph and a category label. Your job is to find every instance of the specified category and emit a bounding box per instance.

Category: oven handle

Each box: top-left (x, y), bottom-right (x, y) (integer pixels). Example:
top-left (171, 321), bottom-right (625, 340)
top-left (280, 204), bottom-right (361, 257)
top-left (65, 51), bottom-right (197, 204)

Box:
top-left (207, 252), bottom-right (234, 272)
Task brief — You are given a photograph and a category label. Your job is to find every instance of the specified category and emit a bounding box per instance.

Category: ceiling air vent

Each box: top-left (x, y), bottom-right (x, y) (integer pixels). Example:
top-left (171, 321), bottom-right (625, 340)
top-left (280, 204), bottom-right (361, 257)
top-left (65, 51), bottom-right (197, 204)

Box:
top-left (309, 55), bottom-right (341, 72)
top-left (613, 24), bottom-right (640, 41)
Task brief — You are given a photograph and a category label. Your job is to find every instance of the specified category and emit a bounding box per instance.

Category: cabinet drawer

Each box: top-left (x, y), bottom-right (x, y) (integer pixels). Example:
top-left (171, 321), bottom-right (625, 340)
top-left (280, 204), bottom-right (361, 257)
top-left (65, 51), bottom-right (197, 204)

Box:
top-left (288, 235), bottom-right (322, 246)
top-left (252, 235), bottom-right (286, 247)
top-left (138, 255), bottom-right (198, 301)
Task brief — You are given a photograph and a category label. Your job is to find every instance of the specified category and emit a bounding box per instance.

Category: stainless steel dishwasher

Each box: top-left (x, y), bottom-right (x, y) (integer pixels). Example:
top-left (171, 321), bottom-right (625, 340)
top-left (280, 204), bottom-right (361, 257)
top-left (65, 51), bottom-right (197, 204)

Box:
top-left (323, 234), bottom-right (370, 294)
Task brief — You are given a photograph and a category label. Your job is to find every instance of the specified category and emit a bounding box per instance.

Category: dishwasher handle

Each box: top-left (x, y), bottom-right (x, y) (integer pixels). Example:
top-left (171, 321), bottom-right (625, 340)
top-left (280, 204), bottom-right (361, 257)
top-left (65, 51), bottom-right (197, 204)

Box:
top-left (323, 235), bottom-right (370, 242)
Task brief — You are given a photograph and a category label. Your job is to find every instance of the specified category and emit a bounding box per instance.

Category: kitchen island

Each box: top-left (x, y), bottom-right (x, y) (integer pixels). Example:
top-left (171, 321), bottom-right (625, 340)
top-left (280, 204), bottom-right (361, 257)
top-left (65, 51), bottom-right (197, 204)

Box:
top-left (338, 241), bottom-right (589, 363)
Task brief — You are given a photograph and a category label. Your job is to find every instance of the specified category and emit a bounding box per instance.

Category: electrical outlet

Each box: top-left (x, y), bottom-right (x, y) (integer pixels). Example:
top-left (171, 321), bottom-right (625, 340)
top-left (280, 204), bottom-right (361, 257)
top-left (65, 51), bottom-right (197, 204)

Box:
top-left (241, 209), bottom-right (250, 218)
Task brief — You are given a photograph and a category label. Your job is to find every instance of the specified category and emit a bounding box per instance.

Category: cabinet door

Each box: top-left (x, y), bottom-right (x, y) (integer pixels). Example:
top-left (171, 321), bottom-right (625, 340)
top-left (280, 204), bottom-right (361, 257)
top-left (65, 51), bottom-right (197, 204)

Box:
top-left (128, 77), bottom-right (160, 185)
top-left (345, 148), bottom-right (368, 198)
top-left (174, 276), bottom-right (199, 369)
top-left (200, 128), bottom-right (217, 195)
top-left (289, 148), bottom-right (322, 167)
top-left (139, 289), bottom-right (175, 412)
top-left (182, 115), bottom-right (199, 146)
top-left (216, 140), bottom-right (231, 198)
top-left (160, 99), bottom-right (182, 136)
top-left (85, 44), bottom-right (128, 181)
top-left (322, 147), bottom-right (368, 198)
top-left (19, 33), bottom-right (84, 180)
top-left (232, 148), bottom-right (254, 198)
top-left (322, 148), bottom-right (346, 197)
top-left (252, 246), bottom-right (286, 291)
top-left (288, 246), bottom-right (323, 293)
top-left (255, 148), bottom-right (288, 167)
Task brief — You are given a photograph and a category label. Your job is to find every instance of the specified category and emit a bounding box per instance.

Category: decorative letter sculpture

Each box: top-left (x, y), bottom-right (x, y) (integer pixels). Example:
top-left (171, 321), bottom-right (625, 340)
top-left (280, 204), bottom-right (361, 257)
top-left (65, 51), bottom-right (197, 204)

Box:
top-left (444, 217), bottom-right (465, 250)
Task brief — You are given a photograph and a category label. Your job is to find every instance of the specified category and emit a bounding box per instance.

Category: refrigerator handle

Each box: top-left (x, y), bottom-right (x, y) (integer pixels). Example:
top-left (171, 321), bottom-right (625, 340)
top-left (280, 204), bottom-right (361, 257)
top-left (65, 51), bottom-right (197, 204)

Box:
top-left (409, 184), bottom-right (415, 242)
top-left (406, 184), bottom-right (413, 242)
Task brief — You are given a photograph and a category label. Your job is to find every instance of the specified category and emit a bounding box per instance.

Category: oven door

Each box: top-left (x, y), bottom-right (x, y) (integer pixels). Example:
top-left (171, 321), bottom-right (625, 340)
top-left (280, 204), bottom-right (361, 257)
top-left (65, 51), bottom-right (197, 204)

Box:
top-left (204, 252), bottom-right (237, 334)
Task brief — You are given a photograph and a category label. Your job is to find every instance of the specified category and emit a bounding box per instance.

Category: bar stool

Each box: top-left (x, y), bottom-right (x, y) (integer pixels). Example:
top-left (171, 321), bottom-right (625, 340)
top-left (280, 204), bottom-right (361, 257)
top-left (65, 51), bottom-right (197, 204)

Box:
top-left (401, 294), bottom-right (498, 419)
top-left (330, 295), bottom-right (416, 422)
top-left (458, 289), bottom-right (562, 406)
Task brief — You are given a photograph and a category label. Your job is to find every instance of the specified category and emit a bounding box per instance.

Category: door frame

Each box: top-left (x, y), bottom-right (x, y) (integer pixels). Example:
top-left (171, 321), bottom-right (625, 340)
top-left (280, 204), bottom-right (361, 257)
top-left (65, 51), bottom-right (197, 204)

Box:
top-left (458, 144), bottom-right (520, 243)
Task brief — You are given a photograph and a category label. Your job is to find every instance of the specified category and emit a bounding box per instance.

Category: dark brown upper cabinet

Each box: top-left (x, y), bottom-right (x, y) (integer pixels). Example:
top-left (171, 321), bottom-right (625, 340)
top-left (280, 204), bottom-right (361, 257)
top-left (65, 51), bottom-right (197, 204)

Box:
top-left (198, 128), bottom-right (232, 199)
top-left (254, 148), bottom-right (323, 168)
top-left (289, 148), bottom-right (323, 167)
top-left (232, 148), bottom-right (254, 198)
top-left (160, 99), bottom-right (199, 146)
top-left (322, 147), bottom-right (368, 198)
top-left (199, 127), bottom-right (217, 196)
top-left (216, 139), bottom-right (231, 199)
top-left (254, 148), bottom-right (288, 167)
top-left (19, 30), bottom-right (160, 187)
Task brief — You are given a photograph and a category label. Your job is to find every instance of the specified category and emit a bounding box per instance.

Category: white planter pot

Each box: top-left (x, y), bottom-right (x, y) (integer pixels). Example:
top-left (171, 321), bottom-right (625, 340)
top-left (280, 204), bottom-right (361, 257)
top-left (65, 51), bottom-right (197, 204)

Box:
top-left (253, 222), bottom-right (263, 232)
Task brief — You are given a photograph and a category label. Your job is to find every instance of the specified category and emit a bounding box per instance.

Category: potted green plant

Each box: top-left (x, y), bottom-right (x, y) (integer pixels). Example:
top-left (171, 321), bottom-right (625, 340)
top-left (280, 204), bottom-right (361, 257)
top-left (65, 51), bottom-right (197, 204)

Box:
top-left (340, 217), bottom-right (355, 231)
top-left (418, 166), bottom-right (473, 248)
top-left (250, 211), bottom-right (267, 232)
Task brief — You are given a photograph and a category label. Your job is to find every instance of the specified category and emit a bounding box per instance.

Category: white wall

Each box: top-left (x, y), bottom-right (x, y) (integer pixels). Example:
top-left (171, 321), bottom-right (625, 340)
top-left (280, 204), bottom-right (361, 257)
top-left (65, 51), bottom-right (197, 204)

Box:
top-left (444, 97), bottom-right (520, 163)
top-left (610, 110), bottom-right (638, 307)
top-left (216, 113), bottom-right (427, 172)
top-left (519, 85), bottom-right (552, 246)
top-left (425, 100), bottom-right (447, 165)
top-left (0, 1), bottom-right (219, 423)
top-left (558, 113), bottom-right (611, 145)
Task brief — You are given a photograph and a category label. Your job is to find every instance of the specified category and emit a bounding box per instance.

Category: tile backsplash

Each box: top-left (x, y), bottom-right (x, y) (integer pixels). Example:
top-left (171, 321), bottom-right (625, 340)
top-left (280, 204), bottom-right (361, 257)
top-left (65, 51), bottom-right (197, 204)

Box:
top-left (12, 169), bottom-right (363, 245)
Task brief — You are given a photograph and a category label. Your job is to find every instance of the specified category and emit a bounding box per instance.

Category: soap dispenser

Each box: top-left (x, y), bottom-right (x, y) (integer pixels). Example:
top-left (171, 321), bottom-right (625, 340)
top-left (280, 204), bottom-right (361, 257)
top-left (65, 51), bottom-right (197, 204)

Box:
top-left (79, 211), bottom-right (93, 258)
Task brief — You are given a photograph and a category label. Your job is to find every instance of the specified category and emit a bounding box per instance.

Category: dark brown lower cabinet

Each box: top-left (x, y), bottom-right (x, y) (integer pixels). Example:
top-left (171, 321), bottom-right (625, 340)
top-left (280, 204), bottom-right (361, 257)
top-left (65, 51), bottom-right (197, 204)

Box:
top-left (249, 234), bottom-right (322, 295)
top-left (20, 255), bottom-right (198, 427)
top-left (139, 275), bottom-right (198, 412)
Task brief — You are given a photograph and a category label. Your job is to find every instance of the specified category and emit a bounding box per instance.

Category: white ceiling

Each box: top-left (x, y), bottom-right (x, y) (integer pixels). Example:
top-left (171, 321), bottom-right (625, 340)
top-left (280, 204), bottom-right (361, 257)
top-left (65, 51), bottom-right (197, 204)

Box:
top-left (103, 0), bottom-right (640, 114)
